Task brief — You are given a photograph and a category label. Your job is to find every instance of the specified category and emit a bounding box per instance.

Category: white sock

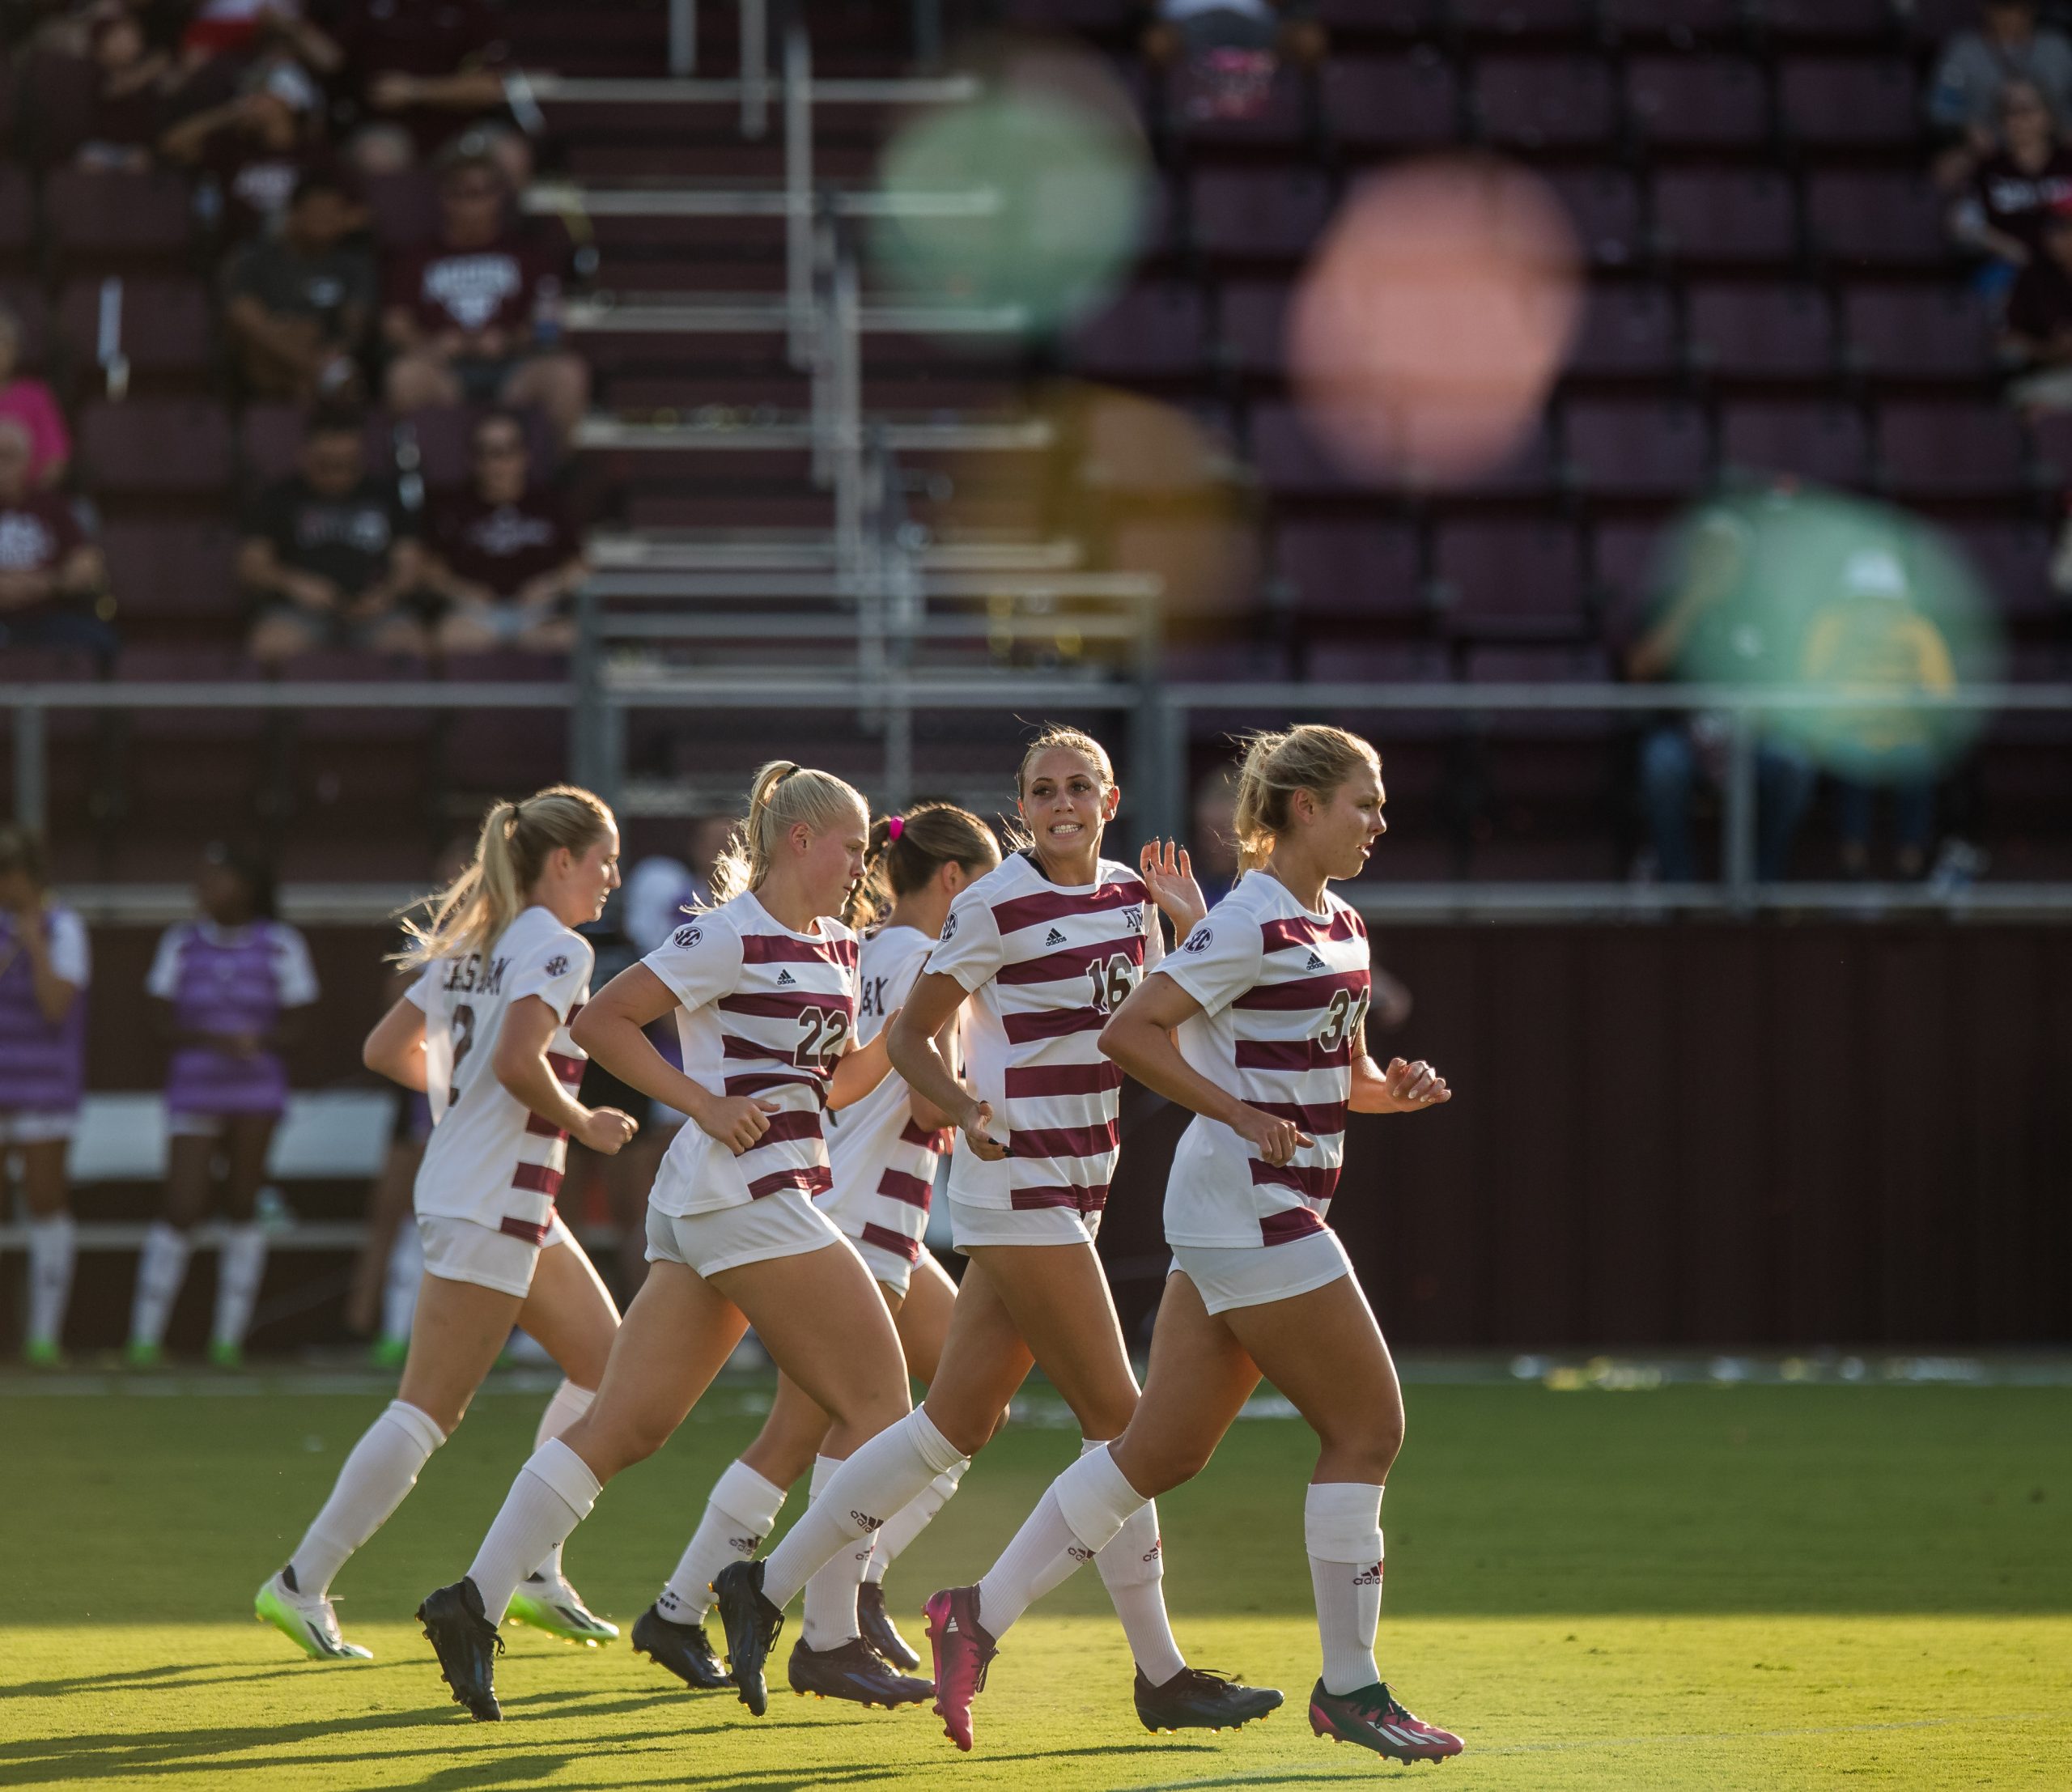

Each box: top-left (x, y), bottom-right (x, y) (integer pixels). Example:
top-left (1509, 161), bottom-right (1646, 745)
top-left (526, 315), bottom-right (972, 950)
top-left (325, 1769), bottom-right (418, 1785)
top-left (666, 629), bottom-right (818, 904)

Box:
top-left (287, 1399), bottom-right (447, 1599)
top-left (660, 1459), bottom-right (788, 1624)
top-left (380, 1221), bottom-right (421, 1344)
top-left (1306, 1481), bottom-right (1385, 1696)
top-left (25, 1212), bottom-right (76, 1347)
top-left (212, 1221), bottom-right (268, 1350)
top-left (1098, 1493), bottom-right (1186, 1685)
top-left (130, 1221), bottom-right (192, 1349)
top-left (974, 1442), bottom-right (1146, 1637)
top-left (760, 1407), bottom-right (963, 1610)
top-left (528, 1381), bottom-right (595, 1582)
top-left (467, 1437), bottom-right (601, 1624)
top-left (800, 1454), bottom-right (872, 1649)
top-left (863, 1456), bottom-right (966, 1584)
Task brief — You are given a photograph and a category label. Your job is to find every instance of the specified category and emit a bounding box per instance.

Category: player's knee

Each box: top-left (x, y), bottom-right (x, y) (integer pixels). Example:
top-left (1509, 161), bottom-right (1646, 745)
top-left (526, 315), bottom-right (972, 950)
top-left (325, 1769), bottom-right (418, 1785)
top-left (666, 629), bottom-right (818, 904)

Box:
top-left (1118, 1438), bottom-right (1209, 1498)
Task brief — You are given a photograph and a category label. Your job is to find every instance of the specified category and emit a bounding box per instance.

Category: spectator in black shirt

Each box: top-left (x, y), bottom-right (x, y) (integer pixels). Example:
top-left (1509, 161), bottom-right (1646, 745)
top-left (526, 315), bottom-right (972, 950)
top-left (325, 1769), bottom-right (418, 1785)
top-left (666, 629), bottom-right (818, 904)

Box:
top-left (240, 410), bottom-right (425, 664)
top-left (222, 172), bottom-right (376, 402)
top-left (422, 411), bottom-right (584, 654)
top-left (0, 420), bottom-right (113, 663)
top-left (1953, 79), bottom-right (2072, 270)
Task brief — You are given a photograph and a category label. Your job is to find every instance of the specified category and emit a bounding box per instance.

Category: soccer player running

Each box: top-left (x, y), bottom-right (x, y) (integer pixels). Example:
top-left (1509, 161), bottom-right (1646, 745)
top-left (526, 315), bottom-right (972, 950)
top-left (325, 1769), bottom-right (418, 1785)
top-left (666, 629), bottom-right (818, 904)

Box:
top-left (257, 788), bottom-right (636, 1661)
top-left (416, 763), bottom-right (955, 1722)
top-left (926, 726), bottom-right (1465, 1764)
top-left (632, 801), bottom-right (1000, 1704)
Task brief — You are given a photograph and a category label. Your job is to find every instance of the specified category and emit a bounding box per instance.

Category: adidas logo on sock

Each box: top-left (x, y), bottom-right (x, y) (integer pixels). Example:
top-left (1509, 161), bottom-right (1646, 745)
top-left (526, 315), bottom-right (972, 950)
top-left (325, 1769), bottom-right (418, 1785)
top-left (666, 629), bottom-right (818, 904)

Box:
top-left (1306, 951), bottom-right (1327, 970)
top-left (1353, 1561), bottom-right (1385, 1585)
top-left (851, 1510), bottom-right (884, 1531)
top-left (728, 1534), bottom-right (763, 1553)
top-left (1067, 1544), bottom-right (1095, 1565)
top-left (775, 969), bottom-right (796, 986)
top-left (1045, 927), bottom-right (1068, 946)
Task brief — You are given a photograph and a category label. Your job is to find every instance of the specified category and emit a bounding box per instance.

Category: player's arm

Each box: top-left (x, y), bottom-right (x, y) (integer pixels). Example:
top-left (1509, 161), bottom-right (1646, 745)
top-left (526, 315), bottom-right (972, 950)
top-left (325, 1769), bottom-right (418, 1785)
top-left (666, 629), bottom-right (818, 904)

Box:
top-left (1101, 972), bottom-right (1310, 1167)
top-left (905, 1010), bottom-right (961, 1131)
top-left (570, 963), bottom-right (771, 1155)
top-left (886, 970), bottom-right (1002, 1160)
top-left (363, 996), bottom-right (428, 1092)
top-left (827, 1007), bottom-right (898, 1111)
top-left (1348, 1021), bottom-right (1451, 1115)
top-left (497, 994), bottom-right (635, 1155)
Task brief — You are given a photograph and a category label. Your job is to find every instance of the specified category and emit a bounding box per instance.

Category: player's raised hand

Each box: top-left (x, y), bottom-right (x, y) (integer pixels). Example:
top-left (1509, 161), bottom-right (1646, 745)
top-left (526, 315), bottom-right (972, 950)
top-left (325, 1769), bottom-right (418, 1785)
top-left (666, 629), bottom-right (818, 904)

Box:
top-left (960, 1098), bottom-right (1008, 1161)
top-left (697, 1093), bottom-right (778, 1156)
top-left (1139, 838), bottom-right (1207, 932)
top-left (1233, 1103), bottom-right (1314, 1166)
top-left (578, 1106), bottom-right (639, 1155)
top-left (1381, 1057), bottom-right (1450, 1111)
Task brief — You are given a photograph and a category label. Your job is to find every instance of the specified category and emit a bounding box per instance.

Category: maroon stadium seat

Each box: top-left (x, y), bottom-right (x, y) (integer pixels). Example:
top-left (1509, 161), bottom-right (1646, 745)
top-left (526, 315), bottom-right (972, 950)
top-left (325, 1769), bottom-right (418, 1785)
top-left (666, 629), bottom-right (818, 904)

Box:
top-left (1547, 168), bottom-right (1644, 267)
top-left (1590, 520), bottom-right (1667, 635)
top-left (1067, 283), bottom-right (1211, 378)
top-left (1413, 414), bottom-right (1559, 497)
top-left (1756, 0), bottom-right (1900, 44)
top-left (1321, 54), bottom-right (1460, 149)
top-left (1841, 286), bottom-right (1996, 379)
top-left (2023, 410), bottom-right (2072, 490)
top-left (1273, 520), bottom-right (1425, 621)
top-left (1777, 58), bottom-right (1920, 151)
top-left (1312, 0), bottom-right (1429, 30)
top-left (0, 278), bottom-right (52, 368)
top-left (1569, 282), bottom-right (1680, 378)
top-left (1944, 519), bottom-right (2056, 622)
top-left (0, 167), bottom-right (33, 266)
top-left (1719, 400), bottom-right (1873, 488)
top-left (1686, 283), bottom-right (1837, 380)
top-left (57, 277), bottom-right (214, 378)
top-left (1654, 169), bottom-right (1798, 265)
top-left (1219, 280), bottom-right (1293, 374)
top-left (1601, 0), bottom-right (1744, 36)
top-left (1876, 401), bottom-right (2028, 499)
top-left (1454, 0), bottom-right (1599, 38)
top-left (238, 403), bottom-right (304, 487)
top-left (1566, 398), bottom-right (1713, 498)
top-left (1473, 56), bottom-right (1619, 147)
top-left (1433, 519), bottom-right (1590, 638)
top-left (1806, 171), bottom-right (1948, 270)
top-left (1250, 401), bottom-right (1380, 495)
top-left (282, 652), bottom-right (439, 742)
top-left (1464, 643), bottom-right (1618, 741)
top-left (43, 168), bottom-right (194, 264)
top-left (1625, 54), bottom-right (1772, 149)
top-left (79, 399), bottom-right (233, 497)
top-left (1190, 168), bottom-right (1336, 259)
top-left (360, 171), bottom-right (442, 251)
top-left (100, 520), bottom-right (240, 621)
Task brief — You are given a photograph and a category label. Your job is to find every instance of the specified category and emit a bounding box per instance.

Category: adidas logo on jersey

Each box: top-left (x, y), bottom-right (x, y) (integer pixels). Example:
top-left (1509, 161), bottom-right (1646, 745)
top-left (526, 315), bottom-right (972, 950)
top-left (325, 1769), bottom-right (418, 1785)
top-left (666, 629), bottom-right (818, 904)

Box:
top-left (1306, 951), bottom-right (1327, 970)
top-left (775, 968), bottom-right (796, 986)
top-left (1045, 927), bottom-right (1068, 946)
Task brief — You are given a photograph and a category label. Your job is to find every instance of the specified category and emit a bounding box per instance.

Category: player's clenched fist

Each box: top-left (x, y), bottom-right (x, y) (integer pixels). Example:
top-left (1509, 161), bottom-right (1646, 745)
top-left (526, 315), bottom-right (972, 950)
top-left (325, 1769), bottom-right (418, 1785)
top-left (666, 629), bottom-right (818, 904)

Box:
top-left (1381, 1057), bottom-right (1449, 1110)
top-left (696, 1094), bottom-right (777, 1156)
top-left (577, 1106), bottom-right (639, 1155)
top-left (1233, 1104), bottom-right (1314, 1166)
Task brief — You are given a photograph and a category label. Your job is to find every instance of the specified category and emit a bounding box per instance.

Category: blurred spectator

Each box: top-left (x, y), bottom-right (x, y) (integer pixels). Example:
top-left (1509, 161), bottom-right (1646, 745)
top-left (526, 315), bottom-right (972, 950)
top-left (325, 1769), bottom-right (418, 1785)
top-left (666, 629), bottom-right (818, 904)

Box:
top-left (1801, 550), bottom-right (1957, 881)
top-left (239, 409), bottom-right (424, 663)
top-left (1626, 495), bottom-right (1816, 883)
top-left (1143, 0), bottom-right (1324, 121)
top-left (0, 305), bottom-right (71, 490)
top-left (77, 10), bottom-right (172, 170)
top-left (221, 170), bottom-right (374, 401)
top-left (623, 816), bottom-right (737, 950)
top-left (2002, 200), bottom-right (2072, 401)
top-left (160, 54), bottom-right (328, 241)
top-left (1929, 1), bottom-right (2072, 176)
top-left (0, 421), bottom-right (113, 661)
top-left (1191, 768), bottom-right (1239, 904)
top-left (380, 148), bottom-right (587, 446)
top-left (421, 410), bottom-right (584, 654)
top-left (1951, 80), bottom-right (2072, 273)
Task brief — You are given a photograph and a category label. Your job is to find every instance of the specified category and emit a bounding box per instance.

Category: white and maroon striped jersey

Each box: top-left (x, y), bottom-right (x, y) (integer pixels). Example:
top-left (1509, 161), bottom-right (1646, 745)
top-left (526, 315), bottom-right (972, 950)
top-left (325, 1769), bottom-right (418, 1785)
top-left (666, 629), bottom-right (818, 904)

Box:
top-left (407, 905), bottom-right (592, 1243)
top-left (817, 924), bottom-right (951, 1270)
top-left (927, 851), bottom-right (1161, 1216)
top-left (1154, 873), bottom-right (1371, 1248)
top-left (643, 890), bottom-right (860, 1218)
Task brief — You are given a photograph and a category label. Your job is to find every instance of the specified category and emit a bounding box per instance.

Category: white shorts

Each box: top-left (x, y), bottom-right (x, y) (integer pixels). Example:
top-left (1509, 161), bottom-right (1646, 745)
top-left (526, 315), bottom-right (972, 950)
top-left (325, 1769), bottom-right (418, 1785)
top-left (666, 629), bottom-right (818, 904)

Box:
top-left (420, 1211), bottom-right (573, 1299)
top-left (0, 1108), bottom-right (77, 1145)
top-left (949, 1196), bottom-right (1105, 1253)
top-left (1168, 1227), bottom-right (1353, 1316)
top-left (843, 1228), bottom-right (921, 1295)
top-left (646, 1187), bottom-right (850, 1280)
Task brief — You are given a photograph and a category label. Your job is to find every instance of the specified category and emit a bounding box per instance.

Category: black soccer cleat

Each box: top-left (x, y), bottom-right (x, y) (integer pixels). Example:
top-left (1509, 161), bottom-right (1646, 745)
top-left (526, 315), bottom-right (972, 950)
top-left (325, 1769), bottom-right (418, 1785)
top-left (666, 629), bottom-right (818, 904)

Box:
top-left (787, 1636), bottom-right (936, 1708)
top-left (1135, 1664), bottom-right (1284, 1735)
top-left (417, 1578), bottom-right (505, 1722)
top-left (1308, 1678), bottom-right (1463, 1761)
top-left (856, 1581), bottom-right (922, 1672)
top-left (711, 1559), bottom-right (784, 1716)
top-left (631, 1603), bottom-right (732, 1690)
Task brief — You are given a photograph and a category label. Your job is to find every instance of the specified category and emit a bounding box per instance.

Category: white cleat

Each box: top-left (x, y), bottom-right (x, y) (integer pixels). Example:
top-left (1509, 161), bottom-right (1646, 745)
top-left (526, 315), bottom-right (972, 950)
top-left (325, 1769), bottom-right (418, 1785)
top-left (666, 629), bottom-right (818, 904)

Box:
top-left (253, 1571), bottom-right (373, 1662)
top-left (507, 1570), bottom-right (620, 1645)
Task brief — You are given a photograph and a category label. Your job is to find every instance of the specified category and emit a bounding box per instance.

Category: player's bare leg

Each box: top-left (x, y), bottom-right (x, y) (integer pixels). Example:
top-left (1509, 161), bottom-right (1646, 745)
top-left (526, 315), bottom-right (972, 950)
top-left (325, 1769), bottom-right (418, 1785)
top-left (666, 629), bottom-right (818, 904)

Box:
top-left (207, 1113), bottom-right (277, 1368)
top-left (128, 1133), bottom-right (217, 1366)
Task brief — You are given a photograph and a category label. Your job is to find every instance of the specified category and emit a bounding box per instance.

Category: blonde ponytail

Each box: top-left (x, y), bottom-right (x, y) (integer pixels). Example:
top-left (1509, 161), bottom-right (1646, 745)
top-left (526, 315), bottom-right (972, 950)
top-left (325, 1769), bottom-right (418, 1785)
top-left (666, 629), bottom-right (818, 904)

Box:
top-left (707, 760), bottom-right (869, 906)
top-left (1231, 726), bottom-right (1379, 873)
top-left (399, 784), bottom-right (614, 966)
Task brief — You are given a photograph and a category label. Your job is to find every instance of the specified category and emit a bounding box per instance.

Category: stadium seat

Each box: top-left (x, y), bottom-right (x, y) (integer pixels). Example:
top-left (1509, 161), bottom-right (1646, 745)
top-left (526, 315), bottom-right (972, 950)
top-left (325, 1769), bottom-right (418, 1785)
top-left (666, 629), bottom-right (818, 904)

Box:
top-left (100, 520), bottom-right (240, 622)
top-left (1454, 0), bottom-right (1599, 37)
top-left (1686, 283), bottom-right (1838, 380)
top-left (1272, 519), bottom-right (1426, 622)
top-left (1943, 519), bottom-right (2057, 622)
top-left (0, 278), bottom-right (52, 367)
top-left (1805, 170), bottom-right (1949, 271)
top-left (1653, 169), bottom-right (1798, 265)
top-left (1842, 286), bottom-right (1997, 380)
top-left (57, 277), bottom-right (214, 380)
top-left (1876, 401), bottom-right (2030, 499)
top-left (1755, 0), bottom-right (1902, 44)
top-left (43, 168), bottom-right (195, 266)
top-left (1547, 169), bottom-right (1645, 269)
top-left (1433, 519), bottom-right (1590, 638)
top-left (1067, 282), bottom-right (1211, 379)
top-left (2023, 410), bottom-right (2072, 493)
top-left (1600, 0), bottom-right (1745, 38)
top-left (1719, 400), bottom-right (1874, 488)
top-left (79, 399), bottom-right (234, 499)
top-left (1415, 413), bottom-right (1558, 497)
top-left (1590, 519), bottom-right (1667, 634)
top-left (1472, 56), bottom-right (1620, 147)
top-left (1568, 282), bottom-right (1680, 379)
top-left (1190, 168), bottom-right (1336, 260)
top-left (1777, 58), bottom-right (1921, 151)
top-left (1250, 400), bottom-right (1378, 495)
top-left (1321, 54), bottom-right (1461, 149)
top-left (0, 166), bottom-right (33, 267)
top-left (360, 171), bottom-right (442, 251)
top-left (1312, 0), bottom-right (1429, 31)
top-left (1566, 398), bottom-right (1713, 497)
top-left (1624, 54), bottom-right (1772, 148)
top-left (1463, 643), bottom-right (1618, 741)
top-left (1219, 280), bottom-right (1293, 374)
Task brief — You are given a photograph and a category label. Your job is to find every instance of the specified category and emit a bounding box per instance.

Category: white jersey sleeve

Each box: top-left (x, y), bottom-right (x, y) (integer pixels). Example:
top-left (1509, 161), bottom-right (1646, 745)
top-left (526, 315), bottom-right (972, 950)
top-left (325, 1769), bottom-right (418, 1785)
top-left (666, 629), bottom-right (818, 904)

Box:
top-left (270, 924), bottom-right (321, 1008)
top-left (144, 924), bottom-right (186, 1000)
top-left (507, 929), bottom-right (593, 1022)
top-left (923, 881), bottom-right (1005, 992)
top-left (403, 962), bottom-right (436, 1010)
top-left (1157, 911), bottom-right (1264, 1019)
top-left (641, 911), bottom-right (746, 1013)
top-left (45, 907), bottom-right (90, 988)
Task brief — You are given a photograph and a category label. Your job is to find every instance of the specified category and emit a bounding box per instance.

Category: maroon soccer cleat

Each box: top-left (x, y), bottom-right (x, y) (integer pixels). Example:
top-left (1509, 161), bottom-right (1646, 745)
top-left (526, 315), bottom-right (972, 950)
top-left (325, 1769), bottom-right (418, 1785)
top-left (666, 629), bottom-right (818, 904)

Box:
top-left (923, 1585), bottom-right (997, 1752)
top-left (1308, 1679), bottom-right (1463, 1762)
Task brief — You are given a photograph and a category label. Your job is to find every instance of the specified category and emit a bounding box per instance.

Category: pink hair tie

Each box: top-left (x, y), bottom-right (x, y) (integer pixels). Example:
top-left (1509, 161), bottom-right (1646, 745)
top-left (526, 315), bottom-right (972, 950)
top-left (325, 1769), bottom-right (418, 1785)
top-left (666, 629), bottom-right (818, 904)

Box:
top-left (887, 814), bottom-right (904, 842)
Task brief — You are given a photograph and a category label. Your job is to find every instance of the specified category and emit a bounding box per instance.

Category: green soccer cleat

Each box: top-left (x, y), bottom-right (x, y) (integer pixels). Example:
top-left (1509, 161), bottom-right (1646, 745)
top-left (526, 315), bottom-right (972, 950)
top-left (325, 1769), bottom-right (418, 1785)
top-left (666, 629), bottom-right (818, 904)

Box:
top-left (206, 1340), bottom-right (244, 1371)
top-left (123, 1340), bottom-right (163, 1370)
top-left (255, 1571), bottom-right (373, 1662)
top-left (22, 1339), bottom-right (63, 1369)
top-left (507, 1571), bottom-right (619, 1645)
top-left (369, 1336), bottom-right (409, 1371)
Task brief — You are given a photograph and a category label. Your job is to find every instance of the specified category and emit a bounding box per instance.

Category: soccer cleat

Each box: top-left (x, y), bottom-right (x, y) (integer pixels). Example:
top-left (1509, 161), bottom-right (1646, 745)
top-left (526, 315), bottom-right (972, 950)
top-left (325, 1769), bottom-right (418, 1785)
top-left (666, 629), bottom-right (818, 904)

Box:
top-left (856, 1581), bottom-right (921, 1671)
top-left (507, 1570), bottom-right (619, 1645)
top-left (1135, 1664), bottom-right (1284, 1734)
top-left (923, 1585), bottom-right (997, 1752)
top-left (418, 1578), bottom-right (505, 1721)
top-left (711, 1560), bottom-right (784, 1717)
top-left (369, 1336), bottom-right (408, 1371)
top-left (253, 1571), bottom-right (372, 1662)
top-left (22, 1339), bottom-right (63, 1369)
top-left (631, 1603), bottom-right (733, 1690)
top-left (123, 1340), bottom-right (163, 1370)
top-left (1307, 1679), bottom-right (1464, 1762)
top-left (787, 1636), bottom-right (935, 1708)
top-left (206, 1339), bottom-right (244, 1371)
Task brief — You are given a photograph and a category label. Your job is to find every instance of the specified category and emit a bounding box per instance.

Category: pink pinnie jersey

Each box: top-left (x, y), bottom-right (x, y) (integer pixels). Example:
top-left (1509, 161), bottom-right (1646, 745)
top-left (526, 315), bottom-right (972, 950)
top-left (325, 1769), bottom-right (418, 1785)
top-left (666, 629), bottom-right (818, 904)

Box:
top-left (146, 919), bottom-right (319, 1117)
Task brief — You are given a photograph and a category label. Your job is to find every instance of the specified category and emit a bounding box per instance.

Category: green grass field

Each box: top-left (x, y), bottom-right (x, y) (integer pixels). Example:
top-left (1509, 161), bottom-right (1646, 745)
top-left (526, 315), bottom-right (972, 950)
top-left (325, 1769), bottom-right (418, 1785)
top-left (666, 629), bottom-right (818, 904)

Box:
top-left (3, 1377), bottom-right (2068, 1790)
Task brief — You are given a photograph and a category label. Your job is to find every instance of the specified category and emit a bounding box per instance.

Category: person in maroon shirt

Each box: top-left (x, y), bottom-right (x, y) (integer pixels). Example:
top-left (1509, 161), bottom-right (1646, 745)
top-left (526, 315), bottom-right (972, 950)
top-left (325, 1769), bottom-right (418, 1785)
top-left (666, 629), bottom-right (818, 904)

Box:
top-left (0, 421), bottom-right (113, 662)
top-left (1952, 79), bottom-right (2072, 269)
top-left (160, 56), bottom-right (329, 243)
top-left (422, 411), bottom-right (585, 653)
top-left (381, 149), bottom-right (589, 447)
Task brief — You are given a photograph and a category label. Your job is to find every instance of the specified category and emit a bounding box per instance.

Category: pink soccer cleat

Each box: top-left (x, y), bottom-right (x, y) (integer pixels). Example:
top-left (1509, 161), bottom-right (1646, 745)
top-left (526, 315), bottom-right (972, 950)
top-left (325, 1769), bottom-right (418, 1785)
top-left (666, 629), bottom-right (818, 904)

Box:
top-left (923, 1585), bottom-right (998, 1752)
top-left (1308, 1679), bottom-right (1464, 1762)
